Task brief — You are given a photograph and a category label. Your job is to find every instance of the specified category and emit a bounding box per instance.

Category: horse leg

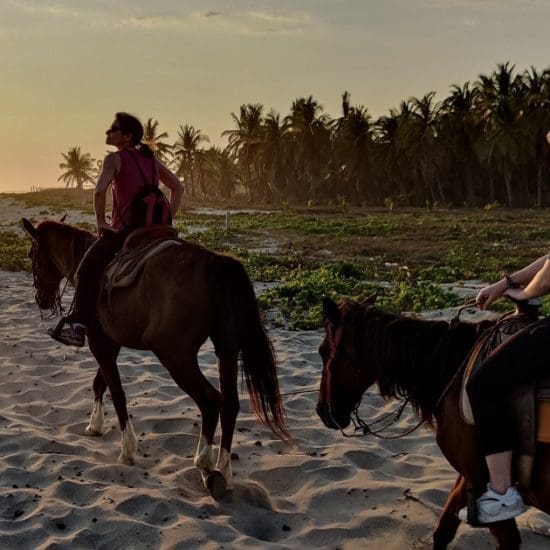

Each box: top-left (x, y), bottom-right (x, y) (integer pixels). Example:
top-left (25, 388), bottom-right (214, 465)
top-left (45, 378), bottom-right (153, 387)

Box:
top-left (211, 353), bottom-right (239, 496)
top-left (85, 368), bottom-right (107, 436)
top-left (488, 520), bottom-right (521, 550)
top-left (155, 352), bottom-right (222, 493)
top-left (433, 475), bottom-right (466, 549)
top-left (87, 330), bottom-right (136, 465)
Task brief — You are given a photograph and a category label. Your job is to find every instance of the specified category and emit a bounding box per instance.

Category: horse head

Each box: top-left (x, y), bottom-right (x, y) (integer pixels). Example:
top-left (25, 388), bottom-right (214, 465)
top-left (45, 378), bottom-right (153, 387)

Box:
top-left (22, 218), bottom-right (65, 311)
top-left (316, 295), bottom-right (378, 430)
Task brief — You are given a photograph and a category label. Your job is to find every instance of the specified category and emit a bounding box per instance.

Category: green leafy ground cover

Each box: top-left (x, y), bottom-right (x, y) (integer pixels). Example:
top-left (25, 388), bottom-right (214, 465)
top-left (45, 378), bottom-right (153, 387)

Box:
top-left (4, 190), bottom-right (550, 329)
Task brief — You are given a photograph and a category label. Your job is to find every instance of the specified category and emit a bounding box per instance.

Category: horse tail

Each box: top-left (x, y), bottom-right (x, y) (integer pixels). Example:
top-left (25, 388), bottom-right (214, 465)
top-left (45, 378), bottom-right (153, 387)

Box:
top-left (212, 255), bottom-right (290, 441)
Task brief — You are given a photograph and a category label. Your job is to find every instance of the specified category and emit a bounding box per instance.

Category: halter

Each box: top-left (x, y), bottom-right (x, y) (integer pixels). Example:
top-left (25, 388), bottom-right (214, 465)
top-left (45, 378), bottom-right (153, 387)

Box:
top-left (323, 314), bottom-right (423, 440)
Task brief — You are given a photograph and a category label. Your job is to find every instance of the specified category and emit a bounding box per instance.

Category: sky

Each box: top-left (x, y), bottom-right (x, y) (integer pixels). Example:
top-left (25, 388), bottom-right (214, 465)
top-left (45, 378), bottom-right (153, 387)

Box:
top-left (1, 0), bottom-right (549, 192)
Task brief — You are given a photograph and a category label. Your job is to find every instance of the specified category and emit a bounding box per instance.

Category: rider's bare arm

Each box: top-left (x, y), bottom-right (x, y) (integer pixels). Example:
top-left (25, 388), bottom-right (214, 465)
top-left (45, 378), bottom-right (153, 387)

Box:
top-left (94, 153), bottom-right (120, 235)
top-left (476, 254), bottom-right (548, 309)
top-left (511, 257), bottom-right (550, 300)
top-left (157, 161), bottom-right (184, 215)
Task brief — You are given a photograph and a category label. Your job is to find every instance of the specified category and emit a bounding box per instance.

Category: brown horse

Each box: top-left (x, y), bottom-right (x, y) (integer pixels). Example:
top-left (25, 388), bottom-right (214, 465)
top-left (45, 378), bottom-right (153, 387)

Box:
top-left (22, 218), bottom-right (289, 498)
top-left (316, 297), bottom-right (550, 550)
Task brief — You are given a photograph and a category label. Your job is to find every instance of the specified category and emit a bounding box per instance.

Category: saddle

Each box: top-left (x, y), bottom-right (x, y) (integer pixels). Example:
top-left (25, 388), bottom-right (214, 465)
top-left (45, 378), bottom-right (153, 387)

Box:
top-left (460, 307), bottom-right (550, 490)
top-left (103, 225), bottom-right (181, 292)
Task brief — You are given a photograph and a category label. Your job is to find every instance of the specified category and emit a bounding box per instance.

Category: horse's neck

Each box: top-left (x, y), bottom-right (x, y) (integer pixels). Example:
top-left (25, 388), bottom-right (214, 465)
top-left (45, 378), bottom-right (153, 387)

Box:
top-left (50, 228), bottom-right (92, 282)
top-left (373, 316), bottom-right (476, 422)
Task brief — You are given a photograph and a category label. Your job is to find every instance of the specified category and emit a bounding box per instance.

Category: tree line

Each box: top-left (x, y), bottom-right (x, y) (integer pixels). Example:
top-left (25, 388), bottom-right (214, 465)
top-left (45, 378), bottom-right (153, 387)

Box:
top-left (59, 63), bottom-right (550, 208)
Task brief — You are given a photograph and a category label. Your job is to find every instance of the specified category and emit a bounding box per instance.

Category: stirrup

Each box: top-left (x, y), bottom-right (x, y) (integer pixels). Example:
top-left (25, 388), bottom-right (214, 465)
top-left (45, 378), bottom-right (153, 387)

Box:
top-left (48, 318), bottom-right (86, 347)
top-left (48, 316), bottom-right (70, 340)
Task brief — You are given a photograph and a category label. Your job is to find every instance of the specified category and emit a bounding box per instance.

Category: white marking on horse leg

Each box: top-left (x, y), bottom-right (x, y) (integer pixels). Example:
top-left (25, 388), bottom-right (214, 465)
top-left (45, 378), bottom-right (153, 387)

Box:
top-left (117, 421), bottom-right (137, 465)
top-left (194, 434), bottom-right (214, 475)
top-left (85, 400), bottom-right (104, 436)
top-left (215, 448), bottom-right (232, 484)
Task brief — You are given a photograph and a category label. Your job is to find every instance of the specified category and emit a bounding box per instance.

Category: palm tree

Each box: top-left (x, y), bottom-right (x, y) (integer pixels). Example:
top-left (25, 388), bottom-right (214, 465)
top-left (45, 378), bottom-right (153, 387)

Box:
top-left (404, 92), bottom-right (446, 205)
top-left (332, 92), bottom-right (374, 204)
top-left (142, 118), bottom-right (172, 164)
top-left (223, 104), bottom-right (265, 201)
top-left (440, 82), bottom-right (482, 205)
top-left (58, 146), bottom-right (97, 190)
top-left (519, 67), bottom-right (550, 206)
top-left (261, 111), bottom-right (290, 201)
top-left (475, 63), bottom-right (525, 206)
top-left (172, 124), bottom-right (210, 197)
top-left (373, 110), bottom-right (405, 203)
top-left (284, 96), bottom-right (331, 201)
top-left (198, 147), bottom-right (240, 198)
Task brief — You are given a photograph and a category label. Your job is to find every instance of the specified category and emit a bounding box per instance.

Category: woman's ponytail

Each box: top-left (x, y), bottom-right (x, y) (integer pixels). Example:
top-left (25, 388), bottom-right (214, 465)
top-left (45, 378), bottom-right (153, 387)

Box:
top-left (137, 141), bottom-right (155, 158)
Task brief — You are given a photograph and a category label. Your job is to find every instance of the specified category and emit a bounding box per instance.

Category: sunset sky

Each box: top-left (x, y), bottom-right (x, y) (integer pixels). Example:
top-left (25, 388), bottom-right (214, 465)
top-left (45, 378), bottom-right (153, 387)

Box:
top-left (1, 0), bottom-right (549, 192)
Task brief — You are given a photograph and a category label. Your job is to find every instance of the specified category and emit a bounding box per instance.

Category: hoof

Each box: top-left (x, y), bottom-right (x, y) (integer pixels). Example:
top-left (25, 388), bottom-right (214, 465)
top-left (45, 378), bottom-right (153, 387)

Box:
top-left (85, 426), bottom-right (102, 436)
top-left (207, 470), bottom-right (227, 500)
top-left (117, 454), bottom-right (135, 466)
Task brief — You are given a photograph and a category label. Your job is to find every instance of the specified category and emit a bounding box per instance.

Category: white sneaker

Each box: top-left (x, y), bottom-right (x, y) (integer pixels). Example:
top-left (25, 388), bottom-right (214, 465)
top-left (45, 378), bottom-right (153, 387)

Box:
top-left (458, 485), bottom-right (526, 524)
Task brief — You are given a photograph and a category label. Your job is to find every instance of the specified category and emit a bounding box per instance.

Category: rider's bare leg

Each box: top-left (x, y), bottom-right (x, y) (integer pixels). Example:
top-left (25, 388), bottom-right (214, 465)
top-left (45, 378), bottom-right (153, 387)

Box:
top-left (486, 450), bottom-right (513, 493)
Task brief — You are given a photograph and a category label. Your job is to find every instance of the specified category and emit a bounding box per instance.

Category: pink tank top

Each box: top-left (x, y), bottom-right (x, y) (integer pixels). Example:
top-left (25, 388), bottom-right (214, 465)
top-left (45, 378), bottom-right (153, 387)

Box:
top-left (111, 148), bottom-right (159, 230)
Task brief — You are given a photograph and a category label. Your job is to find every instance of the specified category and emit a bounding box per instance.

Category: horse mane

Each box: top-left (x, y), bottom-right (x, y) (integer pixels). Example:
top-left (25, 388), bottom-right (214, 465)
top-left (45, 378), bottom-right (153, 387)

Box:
top-left (35, 220), bottom-right (96, 281)
top-left (363, 306), bottom-right (494, 426)
top-left (36, 220), bottom-right (95, 241)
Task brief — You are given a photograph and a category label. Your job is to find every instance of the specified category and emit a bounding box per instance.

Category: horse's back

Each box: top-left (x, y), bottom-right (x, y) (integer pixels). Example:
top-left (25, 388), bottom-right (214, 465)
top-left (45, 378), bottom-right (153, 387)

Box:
top-left (98, 242), bottom-right (245, 351)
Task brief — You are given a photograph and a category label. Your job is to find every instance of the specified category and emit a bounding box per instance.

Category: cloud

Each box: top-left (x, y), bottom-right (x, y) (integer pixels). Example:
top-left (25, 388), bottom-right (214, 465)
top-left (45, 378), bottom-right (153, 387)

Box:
top-left (419, 0), bottom-right (549, 7)
top-left (116, 9), bottom-right (314, 34)
top-left (6, 0), bottom-right (84, 18)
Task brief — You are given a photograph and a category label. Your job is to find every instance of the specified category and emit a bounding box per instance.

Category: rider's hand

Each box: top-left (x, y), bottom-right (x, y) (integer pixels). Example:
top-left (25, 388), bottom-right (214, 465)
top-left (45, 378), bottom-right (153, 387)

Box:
top-left (97, 220), bottom-right (117, 236)
top-left (476, 282), bottom-right (506, 310)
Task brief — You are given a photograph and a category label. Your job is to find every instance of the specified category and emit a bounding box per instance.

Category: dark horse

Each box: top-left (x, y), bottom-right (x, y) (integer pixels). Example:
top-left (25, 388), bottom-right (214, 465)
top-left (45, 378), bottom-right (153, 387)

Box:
top-left (22, 218), bottom-right (289, 498)
top-left (316, 297), bottom-right (550, 550)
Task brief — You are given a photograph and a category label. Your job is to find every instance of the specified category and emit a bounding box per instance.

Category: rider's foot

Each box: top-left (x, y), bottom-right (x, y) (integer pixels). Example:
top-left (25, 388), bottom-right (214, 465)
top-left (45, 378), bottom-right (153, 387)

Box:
top-left (458, 484), bottom-right (526, 524)
top-left (49, 322), bottom-right (86, 347)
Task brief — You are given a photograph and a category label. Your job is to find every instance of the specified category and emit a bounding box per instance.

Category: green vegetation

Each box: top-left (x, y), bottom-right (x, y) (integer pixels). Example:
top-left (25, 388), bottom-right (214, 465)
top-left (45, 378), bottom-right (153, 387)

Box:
top-left (3, 188), bottom-right (95, 215)
top-left (5, 196), bottom-right (549, 329)
top-left (0, 231), bottom-right (30, 271)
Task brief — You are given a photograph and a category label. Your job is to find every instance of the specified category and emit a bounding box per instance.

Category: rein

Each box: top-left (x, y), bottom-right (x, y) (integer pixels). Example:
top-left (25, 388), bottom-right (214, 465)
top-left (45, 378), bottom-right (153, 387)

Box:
top-left (333, 397), bottom-right (424, 439)
top-left (324, 316), bottom-right (424, 440)
top-left (46, 277), bottom-right (70, 320)
top-left (29, 227), bottom-right (84, 320)
top-left (30, 244), bottom-right (70, 320)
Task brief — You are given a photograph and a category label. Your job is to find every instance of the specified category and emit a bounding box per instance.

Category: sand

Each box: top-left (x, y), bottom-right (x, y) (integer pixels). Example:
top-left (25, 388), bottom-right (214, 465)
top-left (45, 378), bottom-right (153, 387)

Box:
top-left (1, 200), bottom-right (549, 549)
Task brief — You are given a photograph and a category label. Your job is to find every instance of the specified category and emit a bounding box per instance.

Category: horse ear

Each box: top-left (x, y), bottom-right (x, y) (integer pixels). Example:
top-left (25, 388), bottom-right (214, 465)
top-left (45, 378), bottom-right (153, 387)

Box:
top-left (60, 213), bottom-right (67, 223)
top-left (322, 297), bottom-right (340, 325)
top-left (361, 292), bottom-right (377, 307)
top-left (21, 218), bottom-right (38, 241)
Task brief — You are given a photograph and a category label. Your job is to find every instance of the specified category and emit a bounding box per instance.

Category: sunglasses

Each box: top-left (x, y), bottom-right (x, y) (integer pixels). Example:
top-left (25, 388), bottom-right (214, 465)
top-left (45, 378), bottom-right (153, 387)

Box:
top-left (106, 125), bottom-right (121, 133)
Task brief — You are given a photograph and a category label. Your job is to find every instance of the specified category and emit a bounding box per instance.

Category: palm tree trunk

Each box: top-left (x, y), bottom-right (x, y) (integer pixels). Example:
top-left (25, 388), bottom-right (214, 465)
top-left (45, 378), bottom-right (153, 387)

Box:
top-left (504, 167), bottom-right (514, 207)
top-left (537, 158), bottom-right (543, 207)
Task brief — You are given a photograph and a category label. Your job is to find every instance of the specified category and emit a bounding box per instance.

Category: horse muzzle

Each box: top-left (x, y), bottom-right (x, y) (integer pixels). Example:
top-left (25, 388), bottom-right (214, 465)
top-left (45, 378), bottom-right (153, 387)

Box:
top-left (316, 402), bottom-right (351, 430)
top-left (35, 293), bottom-right (55, 310)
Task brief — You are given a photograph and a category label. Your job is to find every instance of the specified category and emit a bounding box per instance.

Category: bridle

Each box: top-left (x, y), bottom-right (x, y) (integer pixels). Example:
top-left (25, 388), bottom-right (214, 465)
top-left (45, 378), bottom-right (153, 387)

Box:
top-left (29, 241), bottom-right (69, 320)
top-left (323, 312), bottom-right (423, 440)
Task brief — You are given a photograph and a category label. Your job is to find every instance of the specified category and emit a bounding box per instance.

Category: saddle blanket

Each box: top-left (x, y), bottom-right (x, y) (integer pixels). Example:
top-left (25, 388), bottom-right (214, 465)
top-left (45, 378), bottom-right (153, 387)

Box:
top-left (104, 238), bottom-right (181, 290)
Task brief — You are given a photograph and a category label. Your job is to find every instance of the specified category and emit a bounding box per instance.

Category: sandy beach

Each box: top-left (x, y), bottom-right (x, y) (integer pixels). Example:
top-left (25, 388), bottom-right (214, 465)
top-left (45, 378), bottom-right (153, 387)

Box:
top-left (1, 202), bottom-right (550, 549)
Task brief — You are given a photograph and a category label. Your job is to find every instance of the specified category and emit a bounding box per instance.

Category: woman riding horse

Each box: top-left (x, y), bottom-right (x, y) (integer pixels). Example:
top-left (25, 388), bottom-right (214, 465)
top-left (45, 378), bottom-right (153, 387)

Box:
top-left (464, 251), bottom-right (550, 523)
top-left (52, 112), bottom-right (184, 347)
top-left (462, 129), bottom-right (550, 524)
